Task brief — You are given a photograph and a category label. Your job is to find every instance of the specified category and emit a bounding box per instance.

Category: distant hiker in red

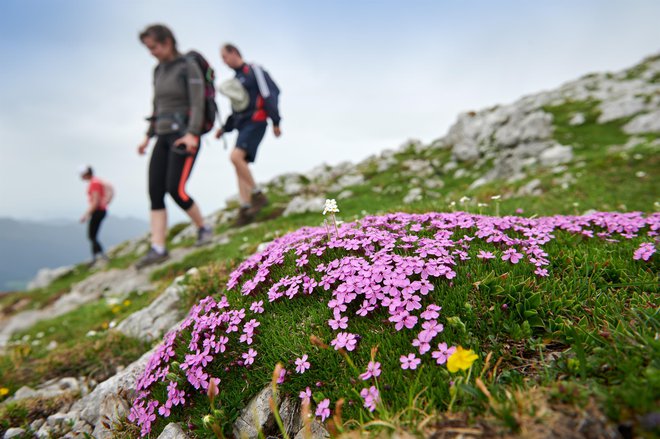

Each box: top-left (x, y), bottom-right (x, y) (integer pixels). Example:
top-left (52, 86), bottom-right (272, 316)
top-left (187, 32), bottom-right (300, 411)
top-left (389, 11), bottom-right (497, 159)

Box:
top-left (215, 43), bottom-right (282, 227)
top-left (79, 165), bottom-right (113, 264)
top-left (136, 24), bottom-right (214, 269)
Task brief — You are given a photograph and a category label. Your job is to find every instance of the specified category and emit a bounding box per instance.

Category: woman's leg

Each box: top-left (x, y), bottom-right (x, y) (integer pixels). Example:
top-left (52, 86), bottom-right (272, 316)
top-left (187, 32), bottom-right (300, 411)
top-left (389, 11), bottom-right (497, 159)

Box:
top-left (148, 137), bottom-right (169, 248)
top-left (165, 144), bottom-right (204, 227)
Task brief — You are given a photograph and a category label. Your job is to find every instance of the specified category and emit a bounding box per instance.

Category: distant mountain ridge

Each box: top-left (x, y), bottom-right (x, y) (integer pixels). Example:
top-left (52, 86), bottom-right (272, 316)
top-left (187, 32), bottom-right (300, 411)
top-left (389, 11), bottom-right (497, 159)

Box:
top-left (0, 216), bottom-right (147, 291)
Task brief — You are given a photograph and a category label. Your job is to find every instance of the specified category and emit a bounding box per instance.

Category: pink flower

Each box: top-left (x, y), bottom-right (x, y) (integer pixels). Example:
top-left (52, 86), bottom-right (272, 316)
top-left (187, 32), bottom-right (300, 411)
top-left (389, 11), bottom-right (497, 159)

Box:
top-left (328, 315), bottom-right (349, 330)
top-left (389, 311), bottom-right (418, 331)
top-left (158, 404), bottom-right (171, 417)
top-left (330, 332), bottom-right (358, 351)
top-left (296, 254), bottom-right (309, 267)
top-left (207, 377), bottom-right (220, 397)
top-left (534, 267), bottom-right (549, 277)
top-left (277, 368), bottom-right (287, 384)
top-left (502, 248), bottom-right (523, 264)
top-left (420, 304), bottom-right (441, 320)
top-left (359, 361), bottom-right (382, 380)
top-left (633, 242), bottom-right (655, 261)
top-left (315, 398), bottom-right (331, 421)
top-left (412, 330), bottom-right (434, 354)
top-left (400, 353), bottom-right (421, 370)
top-left (477, 250), bottom-right (495, 260)
top-left (299, 387), bottom-right (312, 404)
top-left (360, 386), bottom-right (380, 412)
top-left (295, 355), bottom-right (311, 374)
top-left (242, 348), bottom-right (257, 366)
top-left (431, 342), bottom-right (456, 365)
top-left (250, 300), bottom-right (264, 314)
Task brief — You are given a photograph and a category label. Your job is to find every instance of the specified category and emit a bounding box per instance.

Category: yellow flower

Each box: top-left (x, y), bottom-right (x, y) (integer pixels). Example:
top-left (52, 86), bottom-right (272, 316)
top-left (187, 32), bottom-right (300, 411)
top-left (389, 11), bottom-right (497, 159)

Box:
top-left (123, 300), bottom-right (132, 307)
top-left (101, 322), bottom-right (109, 329)
top-left (447, 346), bottom-right (478, 373)
top-left (0, 387), bottom-right (9, 396)
top-left (111, 306), bottom-right (122, 314)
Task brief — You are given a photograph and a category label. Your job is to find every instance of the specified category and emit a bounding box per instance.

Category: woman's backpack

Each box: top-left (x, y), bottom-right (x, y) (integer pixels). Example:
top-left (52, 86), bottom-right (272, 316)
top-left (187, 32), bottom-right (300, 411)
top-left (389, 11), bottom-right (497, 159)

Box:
top-left (185, 51), bottom-right (218, 134)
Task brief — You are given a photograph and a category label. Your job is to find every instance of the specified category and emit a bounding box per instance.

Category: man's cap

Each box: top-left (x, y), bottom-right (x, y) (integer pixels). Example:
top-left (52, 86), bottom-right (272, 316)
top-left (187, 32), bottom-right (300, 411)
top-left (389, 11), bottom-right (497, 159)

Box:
top-left (78, 165), bottom-right (92, 176)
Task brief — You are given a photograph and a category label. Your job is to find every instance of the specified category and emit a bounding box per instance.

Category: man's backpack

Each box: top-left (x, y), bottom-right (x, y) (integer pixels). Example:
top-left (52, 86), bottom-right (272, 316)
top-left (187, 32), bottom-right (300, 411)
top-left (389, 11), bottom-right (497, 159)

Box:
top-left (102, 181), bottom-right (114, 206)
top-left (185, 51), bottom-right (218, 134)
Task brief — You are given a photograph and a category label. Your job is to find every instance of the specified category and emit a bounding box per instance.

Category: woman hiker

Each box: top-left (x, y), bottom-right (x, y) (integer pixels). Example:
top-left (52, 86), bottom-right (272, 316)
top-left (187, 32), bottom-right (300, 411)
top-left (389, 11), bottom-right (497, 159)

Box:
top-left (135, 24), bottom-right (213, 269)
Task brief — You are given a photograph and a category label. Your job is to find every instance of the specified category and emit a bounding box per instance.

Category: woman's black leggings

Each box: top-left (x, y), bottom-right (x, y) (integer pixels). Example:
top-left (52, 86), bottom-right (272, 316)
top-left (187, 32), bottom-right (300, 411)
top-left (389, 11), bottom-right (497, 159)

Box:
top-left (88, 209), bottom-right (106, 255)
top-left (149, 133), bottom-right (199, 211)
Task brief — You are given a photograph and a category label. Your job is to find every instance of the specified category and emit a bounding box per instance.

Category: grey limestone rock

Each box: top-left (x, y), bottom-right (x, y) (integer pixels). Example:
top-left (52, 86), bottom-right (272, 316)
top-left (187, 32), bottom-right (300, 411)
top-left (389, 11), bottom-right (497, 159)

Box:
top-left (157, 423), bottom-right (189, 438)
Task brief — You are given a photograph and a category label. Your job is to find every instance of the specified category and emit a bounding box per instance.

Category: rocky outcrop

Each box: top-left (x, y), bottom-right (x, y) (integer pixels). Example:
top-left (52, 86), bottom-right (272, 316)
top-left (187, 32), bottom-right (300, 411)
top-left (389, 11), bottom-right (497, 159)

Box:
top-left (27, 265), bottom-right (75, 290)
top-left (232, 386), bottom-right (328, 439)
top-left (283, 196), bottom-right (326, 217)
top-left (63, 347), bottom-right (156, 438)
top-left (117, 268), bottom-right (197, 342)
top-left (623, 109), bottom-right (660, 134)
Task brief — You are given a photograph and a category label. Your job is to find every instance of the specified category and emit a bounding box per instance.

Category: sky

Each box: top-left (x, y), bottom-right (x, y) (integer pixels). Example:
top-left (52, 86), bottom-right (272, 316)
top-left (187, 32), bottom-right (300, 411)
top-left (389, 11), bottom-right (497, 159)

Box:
top-left (1, 0), bottom-right (659, 224)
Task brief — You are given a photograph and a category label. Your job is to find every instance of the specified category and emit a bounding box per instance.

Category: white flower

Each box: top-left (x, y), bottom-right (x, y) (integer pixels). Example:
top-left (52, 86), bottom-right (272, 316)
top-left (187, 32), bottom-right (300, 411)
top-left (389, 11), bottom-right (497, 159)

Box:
top-left (459, 196), bottom-right (471, 204)
top-left (491, 195), bottom-right (501, 200)
top-left (36, 332), bottom-right (45, 339)
top-left (636, 171), bottom-right (647, 178)
top-left (477, 203), bottom-right (488, 208)
top-left (449, 201), bottom-right (456, 207)
top-left (86, 330), bottom-right (97, 337)
top-left (109, 321), bottom-right (117, 329)
top-left (323, 199), bottom-right (339, 215)
top-left (106, 297), bottom-right (120, 306)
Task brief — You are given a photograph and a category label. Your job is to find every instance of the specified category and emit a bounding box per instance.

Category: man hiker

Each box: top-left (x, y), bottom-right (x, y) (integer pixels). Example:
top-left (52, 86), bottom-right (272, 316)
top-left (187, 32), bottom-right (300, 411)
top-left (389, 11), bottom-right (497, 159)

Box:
top-left (79, 165), bottom-right (113, 265)
top-left (215, 43), bottom-right (281, 226)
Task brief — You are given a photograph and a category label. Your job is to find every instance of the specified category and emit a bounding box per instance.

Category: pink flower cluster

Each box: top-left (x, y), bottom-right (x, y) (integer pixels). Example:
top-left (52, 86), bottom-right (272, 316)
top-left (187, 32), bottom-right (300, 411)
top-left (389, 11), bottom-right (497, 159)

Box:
top-left (130, 211), bottom-right (658, 435)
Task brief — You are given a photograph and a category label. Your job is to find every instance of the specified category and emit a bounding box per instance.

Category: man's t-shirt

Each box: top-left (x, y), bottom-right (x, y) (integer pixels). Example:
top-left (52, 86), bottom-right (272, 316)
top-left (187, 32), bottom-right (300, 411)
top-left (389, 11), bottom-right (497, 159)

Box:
top-left (88, 177), bottom-right (107, 211)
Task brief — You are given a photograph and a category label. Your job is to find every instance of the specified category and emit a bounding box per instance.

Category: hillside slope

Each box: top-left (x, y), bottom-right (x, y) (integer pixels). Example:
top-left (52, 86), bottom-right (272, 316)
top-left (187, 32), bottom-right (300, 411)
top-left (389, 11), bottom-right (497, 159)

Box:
top-left (0, 54), bottom-right (658, 439)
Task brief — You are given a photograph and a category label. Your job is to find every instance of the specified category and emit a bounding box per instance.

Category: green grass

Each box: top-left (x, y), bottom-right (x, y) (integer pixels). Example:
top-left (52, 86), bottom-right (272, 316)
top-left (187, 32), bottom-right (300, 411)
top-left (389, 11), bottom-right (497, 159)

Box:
top-left (0, 287), bottom-right (159, 391)
top-left (0, 331), bottom-right (148, 398)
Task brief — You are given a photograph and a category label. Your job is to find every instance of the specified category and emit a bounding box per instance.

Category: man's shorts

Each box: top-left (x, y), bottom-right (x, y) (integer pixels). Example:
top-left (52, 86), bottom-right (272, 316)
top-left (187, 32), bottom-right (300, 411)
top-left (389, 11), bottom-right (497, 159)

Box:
top-left (236, 122), bottom-right (268, 163)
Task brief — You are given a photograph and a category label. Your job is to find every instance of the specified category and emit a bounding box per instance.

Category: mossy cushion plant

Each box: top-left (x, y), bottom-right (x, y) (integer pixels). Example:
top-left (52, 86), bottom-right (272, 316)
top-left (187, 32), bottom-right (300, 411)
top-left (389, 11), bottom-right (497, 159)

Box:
top-left (128, 209), bottom-right (658, 437)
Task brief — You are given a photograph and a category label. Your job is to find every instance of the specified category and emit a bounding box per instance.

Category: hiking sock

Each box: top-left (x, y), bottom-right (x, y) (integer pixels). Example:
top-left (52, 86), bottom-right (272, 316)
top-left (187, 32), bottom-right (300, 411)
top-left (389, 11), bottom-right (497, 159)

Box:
top-left (241, 203), bottom-right (252, 210)
top-left (152, 244), bottom-right (166, 255)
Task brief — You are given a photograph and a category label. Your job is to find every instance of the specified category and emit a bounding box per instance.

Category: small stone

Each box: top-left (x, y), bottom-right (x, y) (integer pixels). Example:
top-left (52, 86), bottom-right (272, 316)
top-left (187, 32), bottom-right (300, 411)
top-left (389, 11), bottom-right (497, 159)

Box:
top-left (157, 423), bottom-right (189, 438)
top-left (3, 428), bottom-right (26, 439)
top-left (294, 420), bottom-right (330, 439)
top-left (569, 112), bottom-right (586, 125)
top-left (539, 144), bottom-right (573, 167)
top-left (12, 386), bottom-right (36, 400)
top-left (337, 190), bottom-right (353, 199)
top-left (47, 412), bottom-right (71, 428)
top-left (31, 418), bottom-right (46, 431)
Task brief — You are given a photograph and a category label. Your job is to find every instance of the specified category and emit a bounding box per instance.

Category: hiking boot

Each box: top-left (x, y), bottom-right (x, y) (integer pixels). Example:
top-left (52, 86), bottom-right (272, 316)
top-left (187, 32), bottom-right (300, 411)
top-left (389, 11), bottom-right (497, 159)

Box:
top-left (195, 226), bottom-right (213, 247)
top-left (249, 191), bottom-right (269, 214)
top-left (135, 247), bottom-right (169, 269)
top-left (233, 206), bottom-right (255, 227)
